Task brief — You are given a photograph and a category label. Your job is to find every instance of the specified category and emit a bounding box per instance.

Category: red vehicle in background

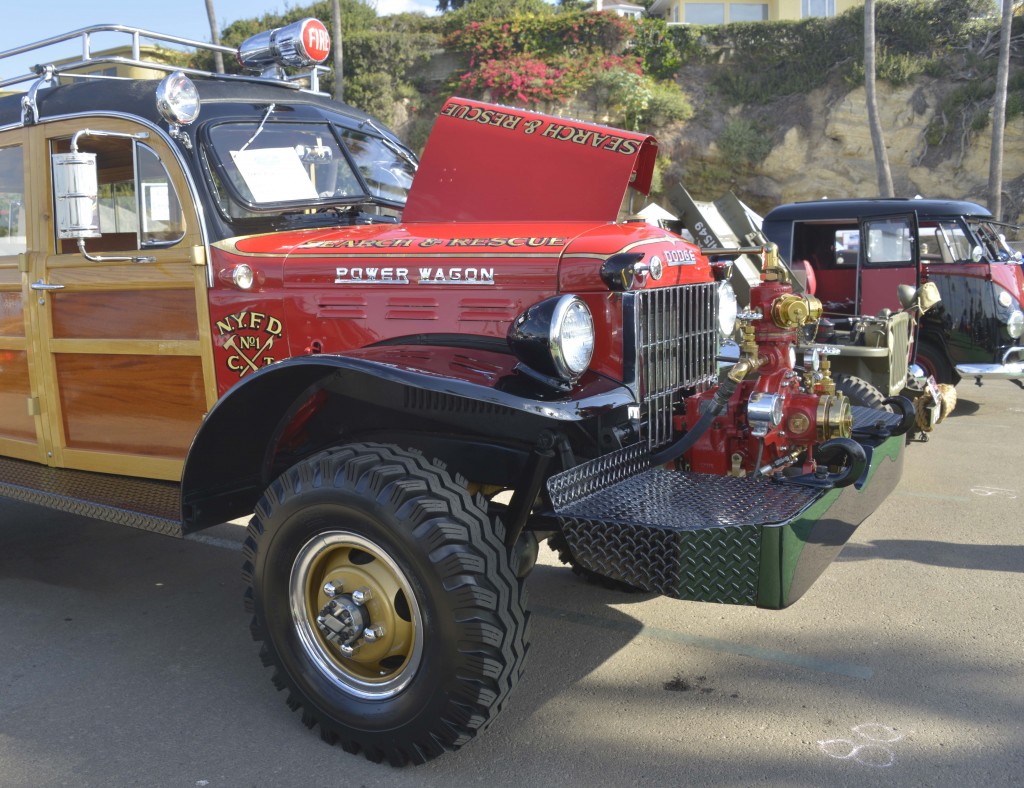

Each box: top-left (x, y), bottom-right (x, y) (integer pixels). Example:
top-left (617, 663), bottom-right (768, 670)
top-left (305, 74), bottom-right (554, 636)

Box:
top-left (762, 199), bottom-right (1024, 386)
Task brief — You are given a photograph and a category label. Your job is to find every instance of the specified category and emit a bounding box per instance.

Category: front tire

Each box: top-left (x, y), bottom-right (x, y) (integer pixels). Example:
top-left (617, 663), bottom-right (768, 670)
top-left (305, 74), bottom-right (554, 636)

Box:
top-left (915, 340), bottom-right (957, 385)
top-left (243, 443), bottom-right (529, 765)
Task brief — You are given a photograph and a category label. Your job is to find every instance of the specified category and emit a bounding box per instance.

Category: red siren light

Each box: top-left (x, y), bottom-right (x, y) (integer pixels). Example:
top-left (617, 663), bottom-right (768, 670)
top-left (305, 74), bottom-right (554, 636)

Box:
top-left (237, 18), bottom-right (331, 72)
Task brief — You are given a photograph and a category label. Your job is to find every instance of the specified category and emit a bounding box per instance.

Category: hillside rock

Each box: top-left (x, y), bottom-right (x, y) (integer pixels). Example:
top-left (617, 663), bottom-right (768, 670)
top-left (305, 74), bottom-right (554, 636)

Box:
top-left (672, 77), bottom-right (1024, 223)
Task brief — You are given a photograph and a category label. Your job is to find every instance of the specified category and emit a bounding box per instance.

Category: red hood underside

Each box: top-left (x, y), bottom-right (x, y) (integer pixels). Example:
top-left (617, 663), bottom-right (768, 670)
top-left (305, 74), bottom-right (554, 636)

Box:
top-left (402, 97), bottom-right (657, 225)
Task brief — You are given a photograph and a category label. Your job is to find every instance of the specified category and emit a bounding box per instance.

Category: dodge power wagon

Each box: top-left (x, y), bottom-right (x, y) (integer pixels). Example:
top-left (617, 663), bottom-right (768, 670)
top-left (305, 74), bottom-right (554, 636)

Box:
top-left (1, 22), bottom-right (910, 765)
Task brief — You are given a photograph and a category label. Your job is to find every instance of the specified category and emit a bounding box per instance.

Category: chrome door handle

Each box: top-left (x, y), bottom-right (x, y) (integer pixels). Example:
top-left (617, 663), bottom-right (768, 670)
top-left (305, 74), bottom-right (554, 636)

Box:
top-left (30, 280), bottom-right (65, 291)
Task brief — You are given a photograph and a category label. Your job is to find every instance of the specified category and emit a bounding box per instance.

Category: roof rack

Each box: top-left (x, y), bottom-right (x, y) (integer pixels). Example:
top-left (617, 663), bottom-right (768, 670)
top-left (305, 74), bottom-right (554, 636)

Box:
top-left (0, 23), bottom-right (329, 93)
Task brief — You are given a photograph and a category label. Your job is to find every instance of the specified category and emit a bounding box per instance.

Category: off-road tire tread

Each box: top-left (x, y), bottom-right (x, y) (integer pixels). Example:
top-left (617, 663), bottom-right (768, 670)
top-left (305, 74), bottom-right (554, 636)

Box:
top-left (243, 443), bottom-right (529, 766)
top-left (834, 373), bottom-right (890, 410)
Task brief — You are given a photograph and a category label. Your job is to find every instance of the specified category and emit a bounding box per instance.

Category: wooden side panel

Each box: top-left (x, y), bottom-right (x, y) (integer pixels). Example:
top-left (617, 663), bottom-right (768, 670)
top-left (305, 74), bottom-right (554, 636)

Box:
top-left (17, 117), bottom-right (214, 480)
top-left (0, 349), bottom-right (35, 440)
top-left (55, 354), bottom-right (206, 459)
top-left (51, 289), bottom-right (199, 340)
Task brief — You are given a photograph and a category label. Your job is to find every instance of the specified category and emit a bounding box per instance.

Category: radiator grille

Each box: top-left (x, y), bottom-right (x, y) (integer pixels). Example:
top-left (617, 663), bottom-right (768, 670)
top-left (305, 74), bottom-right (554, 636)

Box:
top-left (888, 311), bottom-right (911, 394)
top-left (635, 282), bottom-right (719, 448)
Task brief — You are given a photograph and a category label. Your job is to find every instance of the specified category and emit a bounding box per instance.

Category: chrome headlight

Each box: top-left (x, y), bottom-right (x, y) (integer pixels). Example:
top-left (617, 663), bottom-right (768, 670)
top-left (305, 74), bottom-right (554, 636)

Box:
top-left (156, 72), bottom-right (200, 125)
top-left (508, 295), bottom-right (595, 383)
top-left (1007, 308), bottom-right (1024, 339)
top-left (717, 281), bottom-right (738, 339)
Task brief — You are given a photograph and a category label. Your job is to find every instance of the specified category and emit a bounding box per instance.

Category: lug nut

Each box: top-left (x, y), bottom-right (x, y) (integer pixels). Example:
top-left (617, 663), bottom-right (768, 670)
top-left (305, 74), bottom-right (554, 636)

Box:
top-left (351, 587), bottom-right (373, 605)
top-left (323, 580), bottom-right (341, 597)
top-left (363, 626), bottom-right (385, 642)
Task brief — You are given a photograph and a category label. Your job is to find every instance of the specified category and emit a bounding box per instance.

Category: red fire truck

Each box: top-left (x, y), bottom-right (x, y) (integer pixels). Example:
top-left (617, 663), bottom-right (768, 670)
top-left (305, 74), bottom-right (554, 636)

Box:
top-left (0, 22), bottom-right (911, 764)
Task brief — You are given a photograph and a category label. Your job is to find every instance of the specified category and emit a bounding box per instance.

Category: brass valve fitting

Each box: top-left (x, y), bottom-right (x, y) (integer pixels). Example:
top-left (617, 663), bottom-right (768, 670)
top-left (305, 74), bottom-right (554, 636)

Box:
top-left (761, 243), bottom-right (788, 283)
top-left (771, 293), bottom-right (824, 329)
top-left (816, 394), bottom-right (852, 441)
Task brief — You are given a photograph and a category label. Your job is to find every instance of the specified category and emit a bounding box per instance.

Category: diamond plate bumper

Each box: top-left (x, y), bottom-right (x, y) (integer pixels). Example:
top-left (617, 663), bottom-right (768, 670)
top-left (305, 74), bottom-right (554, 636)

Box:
top-left (546, 432), bottom-right (904, 609)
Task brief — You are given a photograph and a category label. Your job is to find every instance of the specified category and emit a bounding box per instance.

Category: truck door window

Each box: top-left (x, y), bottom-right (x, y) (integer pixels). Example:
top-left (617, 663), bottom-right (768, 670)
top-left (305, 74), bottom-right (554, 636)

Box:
top-left (0, 145), bottom-right (26, 256)
top-left (833, 228), bottom-right (859, 266)
top-left (137, 143), bottom-right (185, 246)
top-left (52, 136), bottom-right (185, 254)
top-left (863, 217), bottom-right (913, 266)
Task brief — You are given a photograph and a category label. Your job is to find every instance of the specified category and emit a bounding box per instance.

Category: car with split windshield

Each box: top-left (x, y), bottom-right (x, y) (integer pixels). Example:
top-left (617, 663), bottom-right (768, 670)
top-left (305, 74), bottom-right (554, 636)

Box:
top-left (762, 198), bottom-right (1024, 389)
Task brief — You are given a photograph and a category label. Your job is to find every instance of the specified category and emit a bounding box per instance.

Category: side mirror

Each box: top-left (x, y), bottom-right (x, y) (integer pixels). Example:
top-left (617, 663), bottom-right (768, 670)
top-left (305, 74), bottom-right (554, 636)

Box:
top-left (51, 151), bottom-right (101, 240)
top-left (50, 133), bottom-right (155, 264)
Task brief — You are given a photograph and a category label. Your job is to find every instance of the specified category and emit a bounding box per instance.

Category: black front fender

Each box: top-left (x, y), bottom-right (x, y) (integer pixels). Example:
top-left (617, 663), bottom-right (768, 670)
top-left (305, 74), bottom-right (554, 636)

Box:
top-left (180, 345), bottom-right (632, 531)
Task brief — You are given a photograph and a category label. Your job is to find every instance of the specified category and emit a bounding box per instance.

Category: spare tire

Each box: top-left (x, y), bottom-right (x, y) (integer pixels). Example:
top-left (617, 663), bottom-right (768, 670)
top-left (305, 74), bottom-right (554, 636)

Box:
top-left (833, 373), bottom-right (890, 410)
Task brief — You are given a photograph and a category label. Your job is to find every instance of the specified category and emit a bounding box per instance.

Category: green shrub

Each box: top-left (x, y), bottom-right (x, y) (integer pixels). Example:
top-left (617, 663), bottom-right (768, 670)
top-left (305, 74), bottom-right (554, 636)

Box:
top-left (644, 81), bottom-right (694, 128)
top-left (344, 72), bottom-right (401, 125)
top-left (629, 18), bottom-right (683, 80)
top-left (718, 118), bottom-right (773, 166)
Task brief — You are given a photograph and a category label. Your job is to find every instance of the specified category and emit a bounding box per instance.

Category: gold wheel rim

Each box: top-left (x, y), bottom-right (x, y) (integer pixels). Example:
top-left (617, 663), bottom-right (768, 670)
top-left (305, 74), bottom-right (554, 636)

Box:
top-left (289, 530), bottom-right (423, 700)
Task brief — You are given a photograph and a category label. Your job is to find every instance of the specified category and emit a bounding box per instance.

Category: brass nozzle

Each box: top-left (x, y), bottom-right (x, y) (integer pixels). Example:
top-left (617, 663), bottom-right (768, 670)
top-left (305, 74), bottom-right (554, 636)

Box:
top-left (816, 394), bottom-right (852, 440)
top-left (771, 293), bottom-right (824, 329)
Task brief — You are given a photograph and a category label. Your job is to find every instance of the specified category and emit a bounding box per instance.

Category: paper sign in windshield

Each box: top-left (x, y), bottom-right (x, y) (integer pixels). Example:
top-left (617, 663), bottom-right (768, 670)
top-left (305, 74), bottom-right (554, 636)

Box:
top-left (230, 147), bottom-right (318, 203)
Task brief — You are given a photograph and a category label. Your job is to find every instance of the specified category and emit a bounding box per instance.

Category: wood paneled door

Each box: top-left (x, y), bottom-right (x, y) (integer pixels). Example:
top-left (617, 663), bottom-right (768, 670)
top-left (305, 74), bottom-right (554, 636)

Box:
top-left (13, 117), bottom-right (218, 481)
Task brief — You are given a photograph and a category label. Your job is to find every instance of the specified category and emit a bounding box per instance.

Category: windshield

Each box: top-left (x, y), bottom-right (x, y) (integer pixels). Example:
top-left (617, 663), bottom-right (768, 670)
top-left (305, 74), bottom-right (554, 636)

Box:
top-left (968, 219), bottom-right (1023, 263)
top-left (204, 119), bottom-right (414, 219)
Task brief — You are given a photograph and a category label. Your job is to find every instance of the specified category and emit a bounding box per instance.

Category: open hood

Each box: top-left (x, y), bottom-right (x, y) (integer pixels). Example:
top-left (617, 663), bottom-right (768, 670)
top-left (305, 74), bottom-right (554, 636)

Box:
top-left (403, 97), bottom-right (657, 224)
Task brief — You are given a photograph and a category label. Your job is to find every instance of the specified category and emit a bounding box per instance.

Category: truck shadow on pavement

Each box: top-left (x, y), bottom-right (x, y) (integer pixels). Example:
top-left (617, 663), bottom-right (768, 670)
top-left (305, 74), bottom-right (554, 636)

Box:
top-left (0, 501), bottom-right (643, 778)
top-left (836, 539), bottom-right (1024, 573)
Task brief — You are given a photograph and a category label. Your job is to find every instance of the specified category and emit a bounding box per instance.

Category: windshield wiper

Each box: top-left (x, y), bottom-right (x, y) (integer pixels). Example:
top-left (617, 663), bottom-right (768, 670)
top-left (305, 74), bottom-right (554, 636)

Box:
top-left (359, 117), bottom-right (418, 171)
top-left (238, 103), bottom-right (276, 153)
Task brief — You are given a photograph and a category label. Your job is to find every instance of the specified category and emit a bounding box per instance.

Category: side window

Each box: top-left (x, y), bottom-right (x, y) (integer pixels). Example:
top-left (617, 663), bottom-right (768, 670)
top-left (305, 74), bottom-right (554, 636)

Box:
top-left (0, 145), bottom-right (26, 257)
top-left (337, 129), bottom-right (415, 203)
top-left (53, 136), bottom-right (185, 254)
top-left (791, 222), bottom-right (856, 268)
top-left (833, 229), bottom-right (859, 267)
top-left (137, 143), bottom-right (185, 246)
top-left (921, 221), bottom-right (970, 263)
top-left (863, 217), bottom-right (913, 266)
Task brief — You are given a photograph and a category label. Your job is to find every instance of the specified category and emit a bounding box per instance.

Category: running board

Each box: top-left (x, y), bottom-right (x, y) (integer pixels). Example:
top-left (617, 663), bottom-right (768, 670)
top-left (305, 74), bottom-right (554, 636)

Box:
top-left (0, 456), bottom-right (183, 537)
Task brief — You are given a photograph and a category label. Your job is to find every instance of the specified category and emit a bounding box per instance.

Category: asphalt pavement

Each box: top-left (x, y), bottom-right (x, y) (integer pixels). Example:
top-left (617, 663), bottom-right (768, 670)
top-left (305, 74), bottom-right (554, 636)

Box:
top-left (1, 379), bottom-right (1023, 787)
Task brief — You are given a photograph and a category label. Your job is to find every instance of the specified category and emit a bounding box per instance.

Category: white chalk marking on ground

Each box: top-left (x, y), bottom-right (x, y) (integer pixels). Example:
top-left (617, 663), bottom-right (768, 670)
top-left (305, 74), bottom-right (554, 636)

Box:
top-left (970, 486), bottom-right (1018, 499)
top-left (818, 723), bottom-right (907, 768)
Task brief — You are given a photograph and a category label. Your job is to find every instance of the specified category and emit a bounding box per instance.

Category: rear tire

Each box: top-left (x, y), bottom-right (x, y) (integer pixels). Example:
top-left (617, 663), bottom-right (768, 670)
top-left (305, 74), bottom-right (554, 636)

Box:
top-left (243, 443), bottom-right (529, 765)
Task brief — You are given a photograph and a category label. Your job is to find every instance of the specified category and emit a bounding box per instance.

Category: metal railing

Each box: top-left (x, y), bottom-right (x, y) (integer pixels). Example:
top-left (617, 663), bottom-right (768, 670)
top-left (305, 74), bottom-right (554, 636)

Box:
top-left (0, 24), bottom-right (328, 92)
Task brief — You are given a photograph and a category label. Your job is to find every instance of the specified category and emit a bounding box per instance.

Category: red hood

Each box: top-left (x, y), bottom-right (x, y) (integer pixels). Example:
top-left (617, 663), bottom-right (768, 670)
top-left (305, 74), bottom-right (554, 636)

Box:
top-left (402, 97), bottom-right (657, 224)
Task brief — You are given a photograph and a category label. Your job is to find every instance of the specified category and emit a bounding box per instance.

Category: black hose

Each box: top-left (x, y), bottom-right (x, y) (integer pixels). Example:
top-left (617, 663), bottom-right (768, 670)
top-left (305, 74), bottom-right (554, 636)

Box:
top-left (882, 395), bottom-right (917, 436)
top-left (649, 375), bottom-right (739, 466)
